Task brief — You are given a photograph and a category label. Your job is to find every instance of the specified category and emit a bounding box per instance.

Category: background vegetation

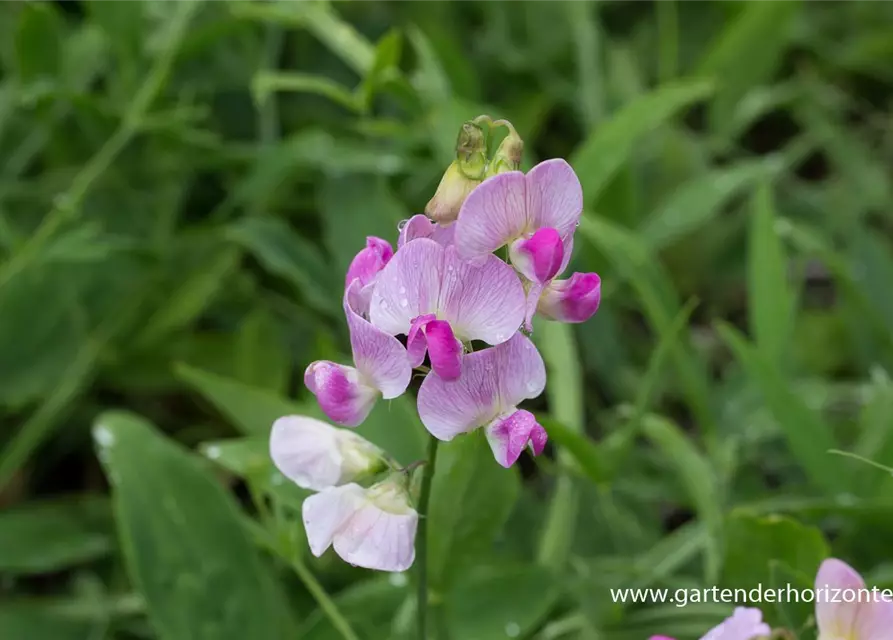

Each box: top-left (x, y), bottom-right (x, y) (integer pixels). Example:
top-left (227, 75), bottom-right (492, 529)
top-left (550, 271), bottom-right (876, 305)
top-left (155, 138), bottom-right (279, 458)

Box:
top-left (2, 1), bottom-right (893, 639)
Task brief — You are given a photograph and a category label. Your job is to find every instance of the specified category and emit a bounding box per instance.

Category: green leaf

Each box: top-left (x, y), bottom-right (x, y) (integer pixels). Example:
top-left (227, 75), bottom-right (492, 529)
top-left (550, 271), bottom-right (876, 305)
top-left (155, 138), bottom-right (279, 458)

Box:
top-left (14, 3), bottom-right (64, 83)
top-left (539, 417), bottom-right (610, 486)
top-left (697, 1), bottom-right (800, 134)
top-left (354, 396), bottom-right (426, 466)
top-left (0, 606), bottom-right (95, 640)
top-left (533, 321), bottom-right (584, 568)
top-left (747, 183), bottom-right (795, 367)
top-left (93, 411), bottom-right (297, 639)
top-left (226, 217), bottom-right (339, 317)
top-left (234, 309), bottom-right (289, 394)
top-left (448, 565), bottom-right (559, 640)
top-left (717, 323), bottom-right (839, 494)
top-left (641, 414), bottom-right (723, 583)
top-left (175, 363), bottom-right (312, 435)
top-left (0, 495), bottom-right (112, 575)
top-left (722, 513), bottom-right (826, 628)
top-left (427, 433), bottom-right (520, 589)
top-left (251, 72), bottom-right (360, 112)
top-left (640, 160), bottom-right (772, 250)
top-left (852, 369), bottom-right (893, 496)
top-left (570, 78), bottom-right (713, 205)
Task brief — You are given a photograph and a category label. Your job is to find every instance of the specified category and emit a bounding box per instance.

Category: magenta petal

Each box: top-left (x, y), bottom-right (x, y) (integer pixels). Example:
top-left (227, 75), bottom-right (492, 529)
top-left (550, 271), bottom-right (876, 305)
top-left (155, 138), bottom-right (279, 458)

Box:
top-left (455, 171), bottom-right (528, 263)
top-left (304, 361), bottom-right (377, 427)
top-left (407, 313), bottom-right (436, 368)
top-left (370, 238), bottom-right (444, 335)
top-left (398, 214), bottom-right (455, 248)
top-left (510, 227), bottom-right (564, 284)
top-left (485, 409), bottom-right (543, 468)
top-left (648, 637), bottom-right (676, 640)
top-left (525, 159), bottom-right (583, 238)
top-left (439, 245), bottom-right (526, 344)
top-left (529, 423), bottom-right (548, 456)
top-left (425, 320), bottom-right (462, 380)
top-left (345, 281), bottom-right (411, 400)
top-left (345, 237), bottom-right (393, 289)
top-left (539, 272), bottom-right (601, 323)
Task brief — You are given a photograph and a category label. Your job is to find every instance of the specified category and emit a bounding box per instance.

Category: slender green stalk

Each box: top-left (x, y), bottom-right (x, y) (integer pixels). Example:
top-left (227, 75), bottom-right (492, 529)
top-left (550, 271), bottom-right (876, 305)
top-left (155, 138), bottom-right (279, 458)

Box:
top-left (288, 554), bottom-right (361, 640)
top-left (416, 435), bottom-right (440, 640)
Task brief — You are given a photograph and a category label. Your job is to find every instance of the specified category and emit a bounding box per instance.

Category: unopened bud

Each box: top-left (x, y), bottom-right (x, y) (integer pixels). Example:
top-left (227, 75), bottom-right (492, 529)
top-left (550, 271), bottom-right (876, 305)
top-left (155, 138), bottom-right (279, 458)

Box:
top-left (488, 129), bottom-right (523, 176)
top-left (425, 122), bottom-right (487, 224)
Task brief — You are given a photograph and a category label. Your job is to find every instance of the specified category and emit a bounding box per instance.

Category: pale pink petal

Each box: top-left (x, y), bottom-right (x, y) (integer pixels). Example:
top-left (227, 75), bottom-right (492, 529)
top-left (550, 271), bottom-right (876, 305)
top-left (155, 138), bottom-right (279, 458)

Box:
top-left (493, 332), bottom-right (546, 408)
top-left (485, 409), bottom-right (546, 468)
top-left (438, 245), bottom-right (525, 344)
top-left (455, 171), bottom-right (528, 263)
top-left (523, 282), bottom-right (545, 333)
top-left (345, 281), bottom-right (412, 400)
top-left (858, 598), bottom-right (893, 640)
top-left (398, 215), bottom-right (455, 248)
top-left (701, 607), bottom-right (770, 640)
top-left (816, 558), bottom-right (865, 639)
top-left (417, 347), bottom-right (500, 440)
top-left (345, 237), bottom-right (393, 289)
top-left (407, 313), bottom-right (436, 368)
top-left (270, 416), bottom-right (343, 490)
top-left (302, 484), bottom-right (366, 557)
top-left (304, 361), bottom-right (378, 427)
top-left (425, 320), bottom-right (462, 380)
top-left (538, 272), bottom-right (602, 323)
top-left (334, 503), bottom-right (417, 572)
top-left (370, 238), bottom-right (444, 335)
top-left (649, 637), bottom-right (676, 640)
top-left (525, 159), bottom-right (583, 238)
top-left (509, 227), bottom-right (564, 284)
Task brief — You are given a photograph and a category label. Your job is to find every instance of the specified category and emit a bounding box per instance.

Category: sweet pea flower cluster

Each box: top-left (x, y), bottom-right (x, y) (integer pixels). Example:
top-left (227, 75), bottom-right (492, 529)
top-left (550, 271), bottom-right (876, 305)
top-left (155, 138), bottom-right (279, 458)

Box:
top-left (269, 118), bottom-right (602, 573)
top-left (650, 558), bottom-right (893, 640)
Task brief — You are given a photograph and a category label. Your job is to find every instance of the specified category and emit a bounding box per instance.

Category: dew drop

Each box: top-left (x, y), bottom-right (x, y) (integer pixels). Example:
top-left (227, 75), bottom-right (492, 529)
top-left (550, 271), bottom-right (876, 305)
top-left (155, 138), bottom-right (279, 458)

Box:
top-left (399, 286), bottom-right (406, 294)
top-left (526, 382), bottom-right (537, 392)
top-left (400, 298), bottom-right (408, 308)
top-left (397, 219), bottom-right (409, 232)
top-left (388, 572), bottom-right (408, 587)
top-left (381, 300), bottom-right (389, 310)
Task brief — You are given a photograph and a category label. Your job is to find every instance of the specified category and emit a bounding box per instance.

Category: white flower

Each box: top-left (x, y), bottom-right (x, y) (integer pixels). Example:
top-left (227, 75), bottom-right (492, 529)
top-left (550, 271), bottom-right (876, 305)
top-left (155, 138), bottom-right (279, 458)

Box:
top-left (269, 416), bottom-right (385, 491)
top-left (302, 479), bottom-right (418, 572)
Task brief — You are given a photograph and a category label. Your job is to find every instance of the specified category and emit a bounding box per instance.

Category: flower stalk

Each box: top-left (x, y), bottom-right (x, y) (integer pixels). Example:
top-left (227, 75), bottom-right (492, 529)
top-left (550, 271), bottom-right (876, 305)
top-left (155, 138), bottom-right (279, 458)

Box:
top-left (416, 434), bottom-right (440, 640)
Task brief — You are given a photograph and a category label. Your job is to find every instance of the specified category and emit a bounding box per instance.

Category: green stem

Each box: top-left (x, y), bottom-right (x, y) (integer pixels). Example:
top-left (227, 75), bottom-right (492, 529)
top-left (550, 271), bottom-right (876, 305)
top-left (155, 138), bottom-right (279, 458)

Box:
top-left (288, 554), bottom-right (361, 640)
top-left (416, 435), bottom-right (440, 640)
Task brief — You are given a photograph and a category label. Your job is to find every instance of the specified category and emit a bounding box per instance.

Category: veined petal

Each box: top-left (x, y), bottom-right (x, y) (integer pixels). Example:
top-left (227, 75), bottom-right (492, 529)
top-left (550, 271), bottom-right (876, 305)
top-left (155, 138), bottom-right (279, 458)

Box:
top-left (509, 227), bottom-right (564, 284)
top-left (332, 480), bottom-right (418, 572)
top-left (858, 598), bottom-right (893, 640)
top-left (523, 282), bottom-right (544, 333)
top-left (398, 214), bottom-right (455, 248)
top-left (345, 281), bottom-right (412, 400)
top-left (417, 347), bottom-right (500, 440)
top-left (701, 607), bottom-right (770, 640)
top-left (407, 313), bottom-right (437, 368)
top-left (302, 484), bottom-right (366, 557)
top-left (270, 416), bottom-right (384, 491)
top-left (455, 171), bottom-right (528, 263)
top-left (425, 320), bottom-right (462, 380)
top-left (815, 558), bottom-right (870, 640)
top-left (485, 409), bottom-right (547, 468)
top-left (304, 361), bottom-right (378, 427)
top-left (370, 238), bottom-right (444, 335)
top-left (493, 332), bottom-right (546, 408)
top-left (345, 236), bottom-right (393, 289)
top-left (417, 333), bottom-right (544, 440)
top-left (538, 272), bottom-right (602, 323)
top-left (525, 159), bottom-right (583, 238)
top-left (439, 245), bottom-right (525, 344)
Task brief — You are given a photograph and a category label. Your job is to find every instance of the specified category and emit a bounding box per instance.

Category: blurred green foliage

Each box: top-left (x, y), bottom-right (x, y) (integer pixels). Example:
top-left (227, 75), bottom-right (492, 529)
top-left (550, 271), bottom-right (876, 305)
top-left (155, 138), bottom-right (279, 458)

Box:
top-left (2, 1), bottom-right (893, 639)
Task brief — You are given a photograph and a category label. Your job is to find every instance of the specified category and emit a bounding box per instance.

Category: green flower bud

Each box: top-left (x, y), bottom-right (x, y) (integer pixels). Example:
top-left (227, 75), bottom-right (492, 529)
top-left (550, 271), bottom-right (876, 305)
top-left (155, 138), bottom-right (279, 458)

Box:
top-left (425, 122), bottom-right (487, 224)
top-left (487, 128), bottom-right (523, 176)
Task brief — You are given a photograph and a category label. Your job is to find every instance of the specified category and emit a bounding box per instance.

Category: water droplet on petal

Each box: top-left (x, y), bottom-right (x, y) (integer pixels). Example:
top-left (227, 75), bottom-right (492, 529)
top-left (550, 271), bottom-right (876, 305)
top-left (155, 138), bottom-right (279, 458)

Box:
top-left (400, 298), bottom-right (408, 308)
top-left (526, 382), bottom-right (537, 392)
top-left (399, 286), bottom-right (406, 294)
top-left (397, 219), bottom-right (409, 232)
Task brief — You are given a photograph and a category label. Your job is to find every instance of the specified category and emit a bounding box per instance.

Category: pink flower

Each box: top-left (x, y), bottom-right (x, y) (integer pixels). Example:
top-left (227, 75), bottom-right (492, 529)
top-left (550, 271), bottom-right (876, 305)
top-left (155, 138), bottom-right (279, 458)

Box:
top-left (650, 607), bottom-right (770, 640)
top-left (815, 558), bottom-right (893, 640)
top-left (305, 281), bottom-right (411, 427)
top-left (455, 158), bottom-right (582, 285)
top-left (344, 237), bottom-right (393, 315)
top-left (398, 214), bottom-right (455, 248)
top-left (417, 332), bottom-right (547, 467)
top-left (370, 238), bottom-right (525, 380)
top-left (537, 272), bottom-right (602, 323)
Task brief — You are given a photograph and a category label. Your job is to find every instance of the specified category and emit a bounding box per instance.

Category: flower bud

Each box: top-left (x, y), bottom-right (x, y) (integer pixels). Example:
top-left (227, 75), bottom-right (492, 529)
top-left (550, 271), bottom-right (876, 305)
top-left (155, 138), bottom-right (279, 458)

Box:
top-left (425, 123), bottom-right (487, 224)
top-left (487, 128), bottom-right (524, 176)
